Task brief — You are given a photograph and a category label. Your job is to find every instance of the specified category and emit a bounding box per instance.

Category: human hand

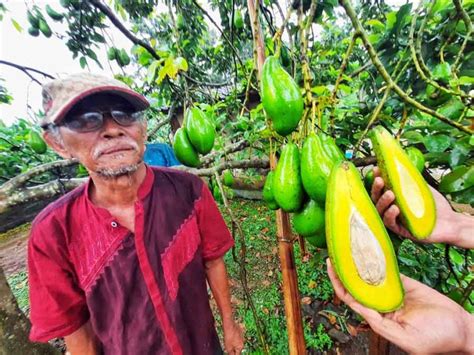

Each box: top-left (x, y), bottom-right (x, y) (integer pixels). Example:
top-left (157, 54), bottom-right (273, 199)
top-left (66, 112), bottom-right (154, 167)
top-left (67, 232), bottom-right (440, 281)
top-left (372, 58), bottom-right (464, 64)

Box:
top-left (222, 319), bottom-right (244, 354)
top-left (370, 167), bottom-right (474, 248)
top-left (327, 259), bottom-right (474, 354)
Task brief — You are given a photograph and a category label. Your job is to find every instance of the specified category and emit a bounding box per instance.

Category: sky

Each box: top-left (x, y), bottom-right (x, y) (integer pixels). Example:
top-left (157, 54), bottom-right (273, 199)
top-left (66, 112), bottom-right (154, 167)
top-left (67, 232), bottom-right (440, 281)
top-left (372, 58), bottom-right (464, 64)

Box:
top-left (0, 0), bottom-right (411, 126)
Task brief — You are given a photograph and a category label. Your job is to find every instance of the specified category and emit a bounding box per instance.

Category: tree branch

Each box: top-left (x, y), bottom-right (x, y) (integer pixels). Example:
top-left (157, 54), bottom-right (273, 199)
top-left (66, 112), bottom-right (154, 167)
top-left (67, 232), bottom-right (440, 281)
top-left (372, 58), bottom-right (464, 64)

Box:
top-left (0, 60), bottom-right (54, 85)
top-left (452, 0), bottom-right (473, 72)
top-left (87, 0), bottom-right (159, 60)
top-left (408, 1), bottom-right (466, 98)
top-left (176, 158), bottom-right (269, 176)
top-left (339, 0), bottom-right (472, 135)
top-left (0, 159), bottom-right (79, 194)
top-left (0, 178), bottom-right (86, 215)
top-left (201, 139), bottom-right (251, 166)
top-left (190, 0), bottom-right (245, 68)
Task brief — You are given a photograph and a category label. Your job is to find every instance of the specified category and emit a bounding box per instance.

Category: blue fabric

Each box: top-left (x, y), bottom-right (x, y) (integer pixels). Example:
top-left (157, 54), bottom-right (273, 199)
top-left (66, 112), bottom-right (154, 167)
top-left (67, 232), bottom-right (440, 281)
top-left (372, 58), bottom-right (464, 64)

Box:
top-left (144, 143), bottom-right (181, 167)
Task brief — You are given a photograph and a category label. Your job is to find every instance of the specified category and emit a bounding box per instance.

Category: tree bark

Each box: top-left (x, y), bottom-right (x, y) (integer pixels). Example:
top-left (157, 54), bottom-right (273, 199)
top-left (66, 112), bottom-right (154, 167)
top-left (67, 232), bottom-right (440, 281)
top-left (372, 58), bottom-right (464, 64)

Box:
top-left (0, 267), bottom-right (59, 354)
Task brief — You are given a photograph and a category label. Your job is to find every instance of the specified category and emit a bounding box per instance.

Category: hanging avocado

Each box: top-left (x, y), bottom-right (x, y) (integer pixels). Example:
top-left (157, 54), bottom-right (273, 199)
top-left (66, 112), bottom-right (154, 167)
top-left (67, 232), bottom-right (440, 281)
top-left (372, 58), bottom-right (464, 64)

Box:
top-left (45, 5), bottom-right (64, 21)
top-left (370, 126), bottom-right (436, 239)
top-left (300, 133), bottom-right (344, 203)
top-left (38, 18), bottom-right (52, 38)
top-left (262, 171), bottom-right (279, 210)
top-left (185, 107), bottom-right (215, 155)
top-left (273, 143), bottom-right (304, 212)
top-left (173, 127), bottom-right (200, 167)
top-left (364, 168), bottom-right (375, 192)
top-left (261, 56), bottom-right (304, 136)
top-left (28, 130), bottom-right (47, 154)
top-left (107, 47), bottom-right (118, 61)
top-left (233, 9), bottom-right (244, 29)
top-left (28, 27), bottom-right (40, 36)
top-left (27, 10), bottom-right (40, 28)
top-left (326, 161), bottom-right (404, 312)
top-left (293, 199), bottom-right (325, 237)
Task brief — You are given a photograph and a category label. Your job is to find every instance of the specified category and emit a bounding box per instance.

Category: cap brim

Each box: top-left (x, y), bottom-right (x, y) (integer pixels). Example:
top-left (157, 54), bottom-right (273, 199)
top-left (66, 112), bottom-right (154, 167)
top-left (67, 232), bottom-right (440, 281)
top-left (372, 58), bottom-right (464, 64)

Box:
top-left (52, 86), bottom-right (149, 125)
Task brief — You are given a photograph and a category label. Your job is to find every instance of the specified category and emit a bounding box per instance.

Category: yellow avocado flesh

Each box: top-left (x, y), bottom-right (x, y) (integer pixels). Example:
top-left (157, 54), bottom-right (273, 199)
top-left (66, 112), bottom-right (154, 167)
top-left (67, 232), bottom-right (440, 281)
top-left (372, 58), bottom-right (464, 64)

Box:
top-left (373, 127), bottom-right (436, 239)
top-left (326, 162), bottom-right (404, 312)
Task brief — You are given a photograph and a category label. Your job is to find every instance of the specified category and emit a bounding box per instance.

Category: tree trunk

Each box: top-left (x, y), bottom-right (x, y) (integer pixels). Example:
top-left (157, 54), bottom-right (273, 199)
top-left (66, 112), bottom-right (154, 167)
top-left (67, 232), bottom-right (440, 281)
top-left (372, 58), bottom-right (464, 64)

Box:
top-left (0, 267), bottom-right (59, 354)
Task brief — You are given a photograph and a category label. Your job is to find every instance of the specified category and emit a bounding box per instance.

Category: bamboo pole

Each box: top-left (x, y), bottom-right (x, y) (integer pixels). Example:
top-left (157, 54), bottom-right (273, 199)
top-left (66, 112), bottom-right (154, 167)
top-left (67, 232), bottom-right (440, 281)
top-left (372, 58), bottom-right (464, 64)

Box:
top-left (246, 1), bottom-right (306, 353)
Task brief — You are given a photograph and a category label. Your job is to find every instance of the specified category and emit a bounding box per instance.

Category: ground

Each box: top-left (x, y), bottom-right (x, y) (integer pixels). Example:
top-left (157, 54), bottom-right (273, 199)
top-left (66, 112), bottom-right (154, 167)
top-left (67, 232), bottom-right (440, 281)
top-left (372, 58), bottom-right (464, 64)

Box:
top-left (1, 199), bottom-right (404, 354)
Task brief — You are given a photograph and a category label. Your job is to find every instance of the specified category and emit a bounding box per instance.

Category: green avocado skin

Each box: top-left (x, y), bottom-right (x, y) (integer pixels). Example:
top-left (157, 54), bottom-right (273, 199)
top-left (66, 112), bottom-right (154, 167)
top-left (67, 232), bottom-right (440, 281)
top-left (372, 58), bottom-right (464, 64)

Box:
top-left (300, 133), bottom-right (343, 203)
top-left (173, 128), bottom-right (200, 167)
top-left (261, 56), bottom-right (304, 136)
top-left (293, 199), bottom-right (325, 237)
top-left (305, 234), bottom-right (327, 248)
top-left (273, 143), bottom-right (304, 212)
top-left (263, 171), bottom-right (279, 210)
top-left (185, 107), bottom-right (215, 154)
top-left (28, 130), bottom-right (47, 154)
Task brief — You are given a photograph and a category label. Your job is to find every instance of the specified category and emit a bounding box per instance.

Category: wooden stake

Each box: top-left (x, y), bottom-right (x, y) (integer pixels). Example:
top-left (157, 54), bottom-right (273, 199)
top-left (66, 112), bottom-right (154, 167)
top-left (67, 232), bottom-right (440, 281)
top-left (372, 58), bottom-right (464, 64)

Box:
top-left (247, 2), bottom-right (306, 353)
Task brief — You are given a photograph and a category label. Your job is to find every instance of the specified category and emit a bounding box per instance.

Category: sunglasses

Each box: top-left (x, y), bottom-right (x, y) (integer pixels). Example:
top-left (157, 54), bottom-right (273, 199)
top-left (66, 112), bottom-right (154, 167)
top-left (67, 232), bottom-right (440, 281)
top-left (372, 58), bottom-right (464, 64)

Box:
top-left (57, 110), bottom-right (144, 133)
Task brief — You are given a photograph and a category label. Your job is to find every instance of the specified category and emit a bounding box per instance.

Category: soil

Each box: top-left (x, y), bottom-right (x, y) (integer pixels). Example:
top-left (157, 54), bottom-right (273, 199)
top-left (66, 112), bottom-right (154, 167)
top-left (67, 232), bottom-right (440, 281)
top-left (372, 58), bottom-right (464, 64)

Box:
top-left (0, 227), bottom-right (29, 278)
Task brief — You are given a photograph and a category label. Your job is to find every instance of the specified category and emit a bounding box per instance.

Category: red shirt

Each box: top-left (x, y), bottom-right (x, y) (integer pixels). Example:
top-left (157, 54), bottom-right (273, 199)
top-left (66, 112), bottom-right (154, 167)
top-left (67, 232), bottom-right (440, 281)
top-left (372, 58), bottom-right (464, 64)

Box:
top-left (28, 165), bottom-right (234, 354)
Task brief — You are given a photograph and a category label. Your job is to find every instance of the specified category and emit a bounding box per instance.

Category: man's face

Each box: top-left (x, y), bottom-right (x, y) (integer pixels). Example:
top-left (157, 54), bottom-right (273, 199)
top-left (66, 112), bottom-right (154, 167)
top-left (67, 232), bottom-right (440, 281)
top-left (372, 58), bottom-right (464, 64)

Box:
top-left (45, 93), bottom-right (147, 179)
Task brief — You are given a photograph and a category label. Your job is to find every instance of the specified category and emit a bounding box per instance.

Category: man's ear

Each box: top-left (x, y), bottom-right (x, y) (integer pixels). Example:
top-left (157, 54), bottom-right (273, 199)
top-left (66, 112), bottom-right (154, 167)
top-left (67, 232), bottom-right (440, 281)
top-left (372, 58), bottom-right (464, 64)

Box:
top-left (43, 130), bottom-right (73, 159)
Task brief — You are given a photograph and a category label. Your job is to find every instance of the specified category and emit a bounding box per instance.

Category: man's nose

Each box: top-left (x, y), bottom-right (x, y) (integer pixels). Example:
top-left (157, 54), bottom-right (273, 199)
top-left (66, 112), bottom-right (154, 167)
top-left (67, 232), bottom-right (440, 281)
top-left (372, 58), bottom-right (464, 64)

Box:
top-left (100, 114), bottom-right (125, 138)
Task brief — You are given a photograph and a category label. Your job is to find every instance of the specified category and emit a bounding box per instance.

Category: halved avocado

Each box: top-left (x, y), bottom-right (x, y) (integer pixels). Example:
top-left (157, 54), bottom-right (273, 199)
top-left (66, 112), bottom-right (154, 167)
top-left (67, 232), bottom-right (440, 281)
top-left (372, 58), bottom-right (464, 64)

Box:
top-left (370, 126), bottom-right (436, 239)
top-left (326, 161), bottom-right (404, 312)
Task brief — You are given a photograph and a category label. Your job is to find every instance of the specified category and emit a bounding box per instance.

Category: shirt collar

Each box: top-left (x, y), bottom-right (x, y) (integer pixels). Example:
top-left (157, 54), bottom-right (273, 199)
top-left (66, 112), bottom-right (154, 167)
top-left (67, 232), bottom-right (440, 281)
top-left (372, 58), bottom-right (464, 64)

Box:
top-left (84, 163), bottom-right (155, 204)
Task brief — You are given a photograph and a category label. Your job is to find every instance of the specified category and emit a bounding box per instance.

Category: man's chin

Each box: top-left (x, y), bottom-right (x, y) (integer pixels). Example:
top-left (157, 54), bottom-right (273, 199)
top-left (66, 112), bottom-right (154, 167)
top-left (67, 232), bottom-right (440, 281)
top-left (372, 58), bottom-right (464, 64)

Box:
top-left (94, 162), bottom-right (142, 179)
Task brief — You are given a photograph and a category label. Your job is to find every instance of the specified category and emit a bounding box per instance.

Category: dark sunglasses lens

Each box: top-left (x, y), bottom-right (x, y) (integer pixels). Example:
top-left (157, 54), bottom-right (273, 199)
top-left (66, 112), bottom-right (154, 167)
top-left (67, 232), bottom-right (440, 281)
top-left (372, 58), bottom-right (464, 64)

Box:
top-left (66, 112), bottom-right (103, 132)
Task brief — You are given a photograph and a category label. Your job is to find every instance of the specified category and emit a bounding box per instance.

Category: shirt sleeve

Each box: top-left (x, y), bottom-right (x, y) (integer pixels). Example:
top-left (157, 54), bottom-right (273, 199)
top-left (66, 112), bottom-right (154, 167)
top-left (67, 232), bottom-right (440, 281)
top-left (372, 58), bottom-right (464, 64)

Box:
top-left (28, 223), bottom-right (89, 342)
top-left (196, 183), bottom-right (234, 261)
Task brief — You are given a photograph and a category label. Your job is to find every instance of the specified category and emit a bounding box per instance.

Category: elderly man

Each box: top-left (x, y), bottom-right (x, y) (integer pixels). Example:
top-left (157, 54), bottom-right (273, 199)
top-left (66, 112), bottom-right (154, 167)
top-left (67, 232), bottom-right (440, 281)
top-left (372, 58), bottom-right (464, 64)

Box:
top-left (28, 73), bottom-right (244, 354)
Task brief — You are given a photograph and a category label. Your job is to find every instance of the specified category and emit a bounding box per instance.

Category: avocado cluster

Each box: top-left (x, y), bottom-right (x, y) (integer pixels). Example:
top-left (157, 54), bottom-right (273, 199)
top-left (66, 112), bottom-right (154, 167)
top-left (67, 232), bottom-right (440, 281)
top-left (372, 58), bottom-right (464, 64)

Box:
top-left (262, 121), bottom-right (436, 311)
top-left (27, 5), bottom-right (63, 38)
top-left (263, 133), bottom-right (344, 249)
top-left (173, 106), bottom-right (215, 167)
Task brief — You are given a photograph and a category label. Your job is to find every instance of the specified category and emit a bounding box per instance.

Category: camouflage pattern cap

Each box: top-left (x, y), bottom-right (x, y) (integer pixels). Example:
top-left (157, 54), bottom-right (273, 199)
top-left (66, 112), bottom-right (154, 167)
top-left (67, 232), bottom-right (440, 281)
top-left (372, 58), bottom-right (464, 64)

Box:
top-left (40, 72), bottom-right (149, 127)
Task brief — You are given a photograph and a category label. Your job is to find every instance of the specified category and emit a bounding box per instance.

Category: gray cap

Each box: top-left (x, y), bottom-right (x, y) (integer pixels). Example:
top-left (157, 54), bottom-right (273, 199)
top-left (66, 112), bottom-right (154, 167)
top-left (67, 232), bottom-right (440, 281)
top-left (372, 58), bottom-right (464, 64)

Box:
top-left (41, 72), bottom-right (149, 127)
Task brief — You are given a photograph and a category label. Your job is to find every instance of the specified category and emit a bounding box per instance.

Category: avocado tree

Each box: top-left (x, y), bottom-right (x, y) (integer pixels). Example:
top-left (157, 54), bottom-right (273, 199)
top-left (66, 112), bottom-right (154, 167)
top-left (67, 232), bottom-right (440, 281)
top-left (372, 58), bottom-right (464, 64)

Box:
top-left (0, 0), bottom-right (473, 352)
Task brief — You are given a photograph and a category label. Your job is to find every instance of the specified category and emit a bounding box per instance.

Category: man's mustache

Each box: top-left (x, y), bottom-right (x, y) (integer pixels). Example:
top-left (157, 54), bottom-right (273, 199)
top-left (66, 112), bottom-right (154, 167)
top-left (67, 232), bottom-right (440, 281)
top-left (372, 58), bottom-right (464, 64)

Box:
top-left (92, 139), bottom-right (139, 159)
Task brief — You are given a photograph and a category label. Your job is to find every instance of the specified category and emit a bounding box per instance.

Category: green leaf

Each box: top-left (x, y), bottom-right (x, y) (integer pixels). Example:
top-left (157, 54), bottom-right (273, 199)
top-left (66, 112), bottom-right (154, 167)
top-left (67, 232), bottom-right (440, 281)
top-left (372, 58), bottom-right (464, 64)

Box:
top-left (439, 166), bottom-right (474, 193)
top-left (469, 135), bottom-right (474, 146)
top-left (174, 56), bottom-right (188, 72)
top-left (402, 131), bottom-right (424, 144)
top-left (11, 18), bottom-right (23, 32)
top-left (457, 76), bottom-right (474, 85)
top-left (311, 86), bottom-right (330, 95)
top-left (147, 60), bottom-right (160, 84)
top-left (386, 11), bottom-right (397, 31)
top-left (449, 141), bottom-right (470, 167)
top-left (365, 19), bottom-right (385, 31)
top-left (423, 134), bottom-right (451, 153)
top-left (448, 248), bottom-right (464, 265)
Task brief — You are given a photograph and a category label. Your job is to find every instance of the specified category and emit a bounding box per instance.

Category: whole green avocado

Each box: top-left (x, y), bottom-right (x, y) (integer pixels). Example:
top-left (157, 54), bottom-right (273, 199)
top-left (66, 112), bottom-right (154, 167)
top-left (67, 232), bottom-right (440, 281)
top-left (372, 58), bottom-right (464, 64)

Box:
top-left (300, 133), bottom-right (343, 203)
top-left (185, 107), bottom-right (215, 155)
top-left (273, 143), bottom-right (304, 212)
top-left (261, 56), bottom-right (304, 136)
top-left (173, 127), bottom-right (200, 167)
